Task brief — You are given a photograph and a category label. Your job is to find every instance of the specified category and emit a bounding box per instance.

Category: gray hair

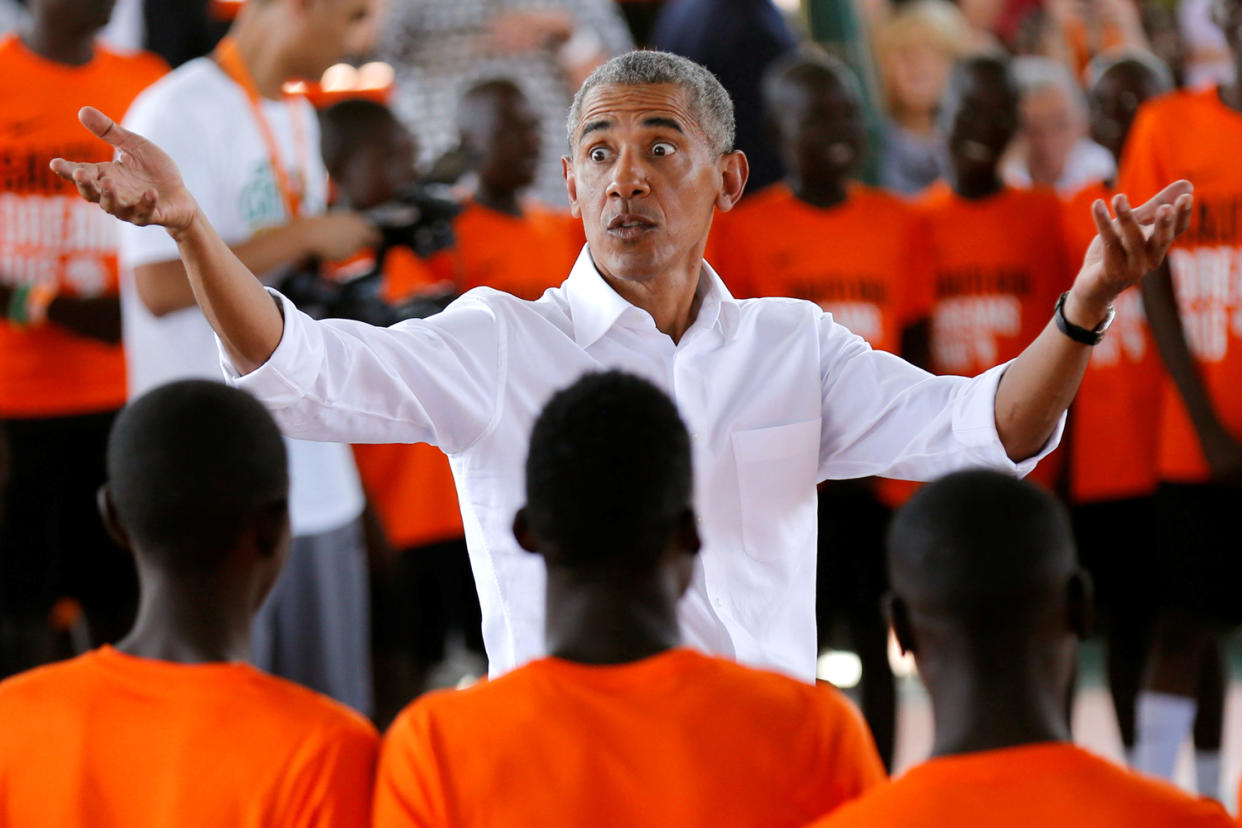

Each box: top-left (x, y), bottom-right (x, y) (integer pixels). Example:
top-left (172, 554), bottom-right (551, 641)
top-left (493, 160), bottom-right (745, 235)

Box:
top-left (566, 50), bottom-right (735, 156)
top-left (1013, 56), bottom-right (1087, 118)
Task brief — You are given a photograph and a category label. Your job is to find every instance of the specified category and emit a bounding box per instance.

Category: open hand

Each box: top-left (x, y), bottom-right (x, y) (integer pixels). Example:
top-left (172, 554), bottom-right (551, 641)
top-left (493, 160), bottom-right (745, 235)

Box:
top-left (1069, 180), bottom-right (1193, 324)
top-left (50, 107), bottom-right (198, 237)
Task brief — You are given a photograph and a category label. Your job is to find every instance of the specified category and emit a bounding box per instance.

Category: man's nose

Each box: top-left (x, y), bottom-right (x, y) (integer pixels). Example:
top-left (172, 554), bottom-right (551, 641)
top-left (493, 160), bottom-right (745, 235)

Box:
top-left (607, 147), bottom-right (651, 200)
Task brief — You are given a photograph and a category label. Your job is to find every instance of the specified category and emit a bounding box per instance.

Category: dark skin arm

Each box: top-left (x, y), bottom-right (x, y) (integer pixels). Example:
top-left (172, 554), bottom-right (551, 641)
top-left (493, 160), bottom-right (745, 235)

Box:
top-left (1141, 258), bottom-right (1242, 479)
top-left (0, 282), bottom-right (121, 344)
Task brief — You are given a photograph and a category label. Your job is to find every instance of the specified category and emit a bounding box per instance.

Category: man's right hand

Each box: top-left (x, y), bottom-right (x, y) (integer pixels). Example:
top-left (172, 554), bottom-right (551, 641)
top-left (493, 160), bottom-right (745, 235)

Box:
top-left (50, 107), bottom-right (199, 239)
top-left (298, 213), bottom-right (382, 261)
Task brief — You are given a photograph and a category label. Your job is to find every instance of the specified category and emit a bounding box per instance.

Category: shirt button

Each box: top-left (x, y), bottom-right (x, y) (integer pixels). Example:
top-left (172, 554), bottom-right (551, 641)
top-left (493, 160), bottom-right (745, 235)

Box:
top-left (715, 598), bottom-right (723, 608)
top-left (691, 432), bottom-right (699, 442)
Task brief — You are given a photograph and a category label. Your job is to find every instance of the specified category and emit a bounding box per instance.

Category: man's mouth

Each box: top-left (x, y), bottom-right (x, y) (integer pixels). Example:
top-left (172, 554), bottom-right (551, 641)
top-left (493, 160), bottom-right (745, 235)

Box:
top-left (606, 213), bottom-right (656, 241)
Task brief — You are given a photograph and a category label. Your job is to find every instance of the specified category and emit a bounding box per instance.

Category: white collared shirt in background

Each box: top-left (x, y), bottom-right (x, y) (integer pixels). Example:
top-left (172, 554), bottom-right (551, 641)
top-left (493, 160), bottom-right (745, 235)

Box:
top-left (224, 248), bottom-right (1061, 681)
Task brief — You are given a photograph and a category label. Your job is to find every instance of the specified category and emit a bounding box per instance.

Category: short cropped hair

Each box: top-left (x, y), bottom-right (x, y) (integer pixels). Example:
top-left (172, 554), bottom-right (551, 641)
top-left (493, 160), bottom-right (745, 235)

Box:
top-left (762, 48), bottom-right (863, 115)
top-left (567, 50), bottom-right (735, 156)
top-left (1084, 49), bottom-right (1175, 91)
top-left (887, 469), bottom-right (1076, 618)
top-left (524, 371), bottom-right (693, 570)
top-left (107, 380), bottom-right (289, 574)
top-left (318, 98), bottom-right (403, 175)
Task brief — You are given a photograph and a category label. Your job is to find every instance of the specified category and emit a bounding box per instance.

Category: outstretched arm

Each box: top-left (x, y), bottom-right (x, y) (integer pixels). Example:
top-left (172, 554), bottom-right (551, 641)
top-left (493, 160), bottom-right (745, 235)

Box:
top-left (993, 182), bottom-right (1193, 461)
top-left (52, 107), bottom-right (289, 374)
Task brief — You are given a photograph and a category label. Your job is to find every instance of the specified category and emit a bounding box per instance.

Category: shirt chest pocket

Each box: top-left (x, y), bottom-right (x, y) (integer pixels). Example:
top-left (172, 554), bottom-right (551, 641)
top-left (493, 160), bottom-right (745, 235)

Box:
top-left (730, 420), bottom-right (820, 561)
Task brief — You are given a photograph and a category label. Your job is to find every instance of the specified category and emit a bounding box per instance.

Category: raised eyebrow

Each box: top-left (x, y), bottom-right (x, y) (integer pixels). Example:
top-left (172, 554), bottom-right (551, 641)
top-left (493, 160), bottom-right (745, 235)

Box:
top-left (642, 116), bottom-right (684, 134)
top-left (578, 119), bottom-right (613, 142)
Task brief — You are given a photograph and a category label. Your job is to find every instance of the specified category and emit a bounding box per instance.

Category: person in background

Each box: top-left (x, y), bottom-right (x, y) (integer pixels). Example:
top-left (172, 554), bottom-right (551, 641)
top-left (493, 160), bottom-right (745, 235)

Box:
top-left (1003, 56), bottom-right (1114, 196)
top-left (649, 0), bottom-right (797, 195)
top-left (373, 371), bottom-right (886, 826)
top-left (811, 470), bottom-right (1233, 828)
top-left (1062, 50), bottom-right (1173, 770)
top-left (377, 0), bottom-right (632, 208)
top-left (918, 54), bottom-right (1076, 493)
top-left (0, 0), bottom-right (25, 34)
top-left (0, 380), bottom-right (378, 827)
top-left (445, 78), bottom-right (584, 297)
top-left (116, 0), bottom-right (380, 715)
top-left (319, 98), bottom-right (486, 713)
top-left (710, 49), bottom-right (932, 769)
top-left (0, 0), bottom-right (166, 675)
top-left (1121, 0), bottom-right (1242, 797)
top-left (872, 0), bottom-right (970, 195)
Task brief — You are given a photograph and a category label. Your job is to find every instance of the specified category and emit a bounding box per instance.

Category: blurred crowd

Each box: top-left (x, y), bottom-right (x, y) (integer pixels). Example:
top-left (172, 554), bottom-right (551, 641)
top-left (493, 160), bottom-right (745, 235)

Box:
top-left (2, 0), bottom-right (1242, 818)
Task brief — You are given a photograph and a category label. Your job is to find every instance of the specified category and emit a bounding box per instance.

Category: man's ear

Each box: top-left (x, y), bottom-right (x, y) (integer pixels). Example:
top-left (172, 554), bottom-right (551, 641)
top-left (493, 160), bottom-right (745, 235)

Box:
top-left (715, 150), bottom-right (749, 212)
top-left (1067, 568), bottom-right (1094, 641)
top-left (513, 507), bottom-right (539, 553)
top-left (562, 156), bottom-right (581, 218)
top-left (668, 509), bottom-right (701, 598)
top-left (885, 592), bottom-right (917, 656)
top-left (96, 484), bottom-right (130, 550)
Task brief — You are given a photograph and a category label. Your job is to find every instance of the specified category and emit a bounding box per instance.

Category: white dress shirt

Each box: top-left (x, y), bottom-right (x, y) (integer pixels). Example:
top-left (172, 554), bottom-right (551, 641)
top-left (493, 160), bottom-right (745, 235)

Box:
top-left (224, 248), bottom-right (1061, 681)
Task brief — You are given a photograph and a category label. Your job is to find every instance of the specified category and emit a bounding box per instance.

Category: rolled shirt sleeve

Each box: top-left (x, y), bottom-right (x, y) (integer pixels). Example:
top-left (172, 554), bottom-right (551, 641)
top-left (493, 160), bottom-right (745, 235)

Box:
top-left (221, 288), bottom-right (504, 454)
top-left (817, 312), bottom-right (1062, 482)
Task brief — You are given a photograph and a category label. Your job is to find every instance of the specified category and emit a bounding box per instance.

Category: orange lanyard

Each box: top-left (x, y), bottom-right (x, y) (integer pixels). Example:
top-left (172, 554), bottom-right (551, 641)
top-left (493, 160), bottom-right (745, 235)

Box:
top-left (213, 37), bottom-right (309, 219)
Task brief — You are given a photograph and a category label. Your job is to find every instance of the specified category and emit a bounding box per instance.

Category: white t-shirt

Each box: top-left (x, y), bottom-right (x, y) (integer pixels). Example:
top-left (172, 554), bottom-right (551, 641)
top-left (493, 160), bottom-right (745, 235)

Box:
top-left (119, 58), bottom-right (363, 537)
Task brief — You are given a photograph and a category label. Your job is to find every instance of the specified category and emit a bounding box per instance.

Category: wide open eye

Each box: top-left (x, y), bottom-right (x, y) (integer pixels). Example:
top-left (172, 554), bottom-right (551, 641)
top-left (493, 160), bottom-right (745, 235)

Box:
top-left (651, 142), bottom-right (677, 157)
top-left (589, 146), bottom-right (613, 163)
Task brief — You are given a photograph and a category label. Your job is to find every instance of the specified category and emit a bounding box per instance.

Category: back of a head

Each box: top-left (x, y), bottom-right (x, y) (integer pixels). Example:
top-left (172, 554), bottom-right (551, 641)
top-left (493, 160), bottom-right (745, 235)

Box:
top-left (888, 469), bottom-right (1076, 625)
top-left (524, 371), bottom-right (692, 571)
top-left (107, 380), bottom-right (289, 575)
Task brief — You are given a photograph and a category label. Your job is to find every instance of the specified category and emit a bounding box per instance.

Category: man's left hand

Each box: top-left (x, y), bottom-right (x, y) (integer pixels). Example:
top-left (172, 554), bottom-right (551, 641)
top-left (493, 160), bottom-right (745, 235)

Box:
top-left (1065, 179), bottom-right (1193, 328)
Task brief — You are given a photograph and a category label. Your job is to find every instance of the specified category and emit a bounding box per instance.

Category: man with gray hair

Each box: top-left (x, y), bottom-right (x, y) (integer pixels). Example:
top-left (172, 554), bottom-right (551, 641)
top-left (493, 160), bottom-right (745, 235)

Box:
top-left (1004, 55), bottom-right (1116, 194)
top-left (53, 50), bottom-right (1191, 684)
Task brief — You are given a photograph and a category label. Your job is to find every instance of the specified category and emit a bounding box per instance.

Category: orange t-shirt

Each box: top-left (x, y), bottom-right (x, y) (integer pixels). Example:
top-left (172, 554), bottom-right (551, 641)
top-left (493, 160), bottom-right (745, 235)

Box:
top-left (811, 742), bottom-right (1233, 827)
top-left (1062, 181), bottom-right (1164, 503)
top-left (0, 35), bottom-right (167, 418)
top-left (373, 648), bottom-right (885, 827)
top-left (438, 201), bottom-right (584, 299)
top-left (0, 646), bottom-right (378, 827)
top-left (1118, 87), bottom-right (1242, 484)
top-left (709, 183), bottom-right (932, 355)
top-left (918, 182), bottom-right (1076, 490)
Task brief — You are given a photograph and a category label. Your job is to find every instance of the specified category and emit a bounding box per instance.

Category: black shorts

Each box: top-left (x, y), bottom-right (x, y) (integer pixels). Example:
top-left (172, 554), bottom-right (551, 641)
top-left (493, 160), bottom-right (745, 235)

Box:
top-left (1155, 482), bottom-right (1242, 625)
top-left (816, 482), bottom-right (892, 640)
top-left (1073, 496), bottom-right (1158, 625)
top-left (0, 411), bottom-right (136, 631)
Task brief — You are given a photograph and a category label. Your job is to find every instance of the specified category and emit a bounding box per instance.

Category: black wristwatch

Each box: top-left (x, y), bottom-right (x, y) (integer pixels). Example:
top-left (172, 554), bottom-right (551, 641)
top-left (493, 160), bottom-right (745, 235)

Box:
top-left (1054, 292), bottom-right (1115, 346)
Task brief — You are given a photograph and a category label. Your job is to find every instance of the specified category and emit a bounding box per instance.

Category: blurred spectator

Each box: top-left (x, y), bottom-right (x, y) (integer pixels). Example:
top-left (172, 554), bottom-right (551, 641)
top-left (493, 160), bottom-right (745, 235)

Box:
top-left (1003, 56), bottom-right (1114, 194)
top-left (0, 0), bottom-right (166, 676)
top-left (98, 0), bottom-right (142, 51)
top-left (1178, 0), bottom-right (1233, 86)
top-left (378, 0), bottom-right (632, 207)
top-left (1037, 0), bottom-right (1148, 76)
top-left (873, 0), bottom-right (969, 195)
top-left (649, 0), bottom-right (796, 195)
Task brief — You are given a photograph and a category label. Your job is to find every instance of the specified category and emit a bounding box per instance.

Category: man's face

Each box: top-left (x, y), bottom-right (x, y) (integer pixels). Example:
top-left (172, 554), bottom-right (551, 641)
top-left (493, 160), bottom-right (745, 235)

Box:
top-left (943, 65), bottom-right (1019, 179)
top-left (478, 90), bottom-right (542, 197)
top-left (1089, 64), bottom-right (1162, 162)
top-left (340, 121), bottom-right (419, 210)
top-left (770, 71), bottom-right (865, 189)
top-left (564, 83), bottom-right (739, 284)
top-left (290, 0), bottom-right (375, 81)
top-left (1020, 85), bottom-right (1082, 187)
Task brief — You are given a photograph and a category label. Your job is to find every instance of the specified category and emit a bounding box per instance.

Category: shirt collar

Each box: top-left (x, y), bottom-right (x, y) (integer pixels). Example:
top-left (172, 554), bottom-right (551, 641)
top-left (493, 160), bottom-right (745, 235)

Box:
top-left (565, 245), bottom-right (740, 349)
